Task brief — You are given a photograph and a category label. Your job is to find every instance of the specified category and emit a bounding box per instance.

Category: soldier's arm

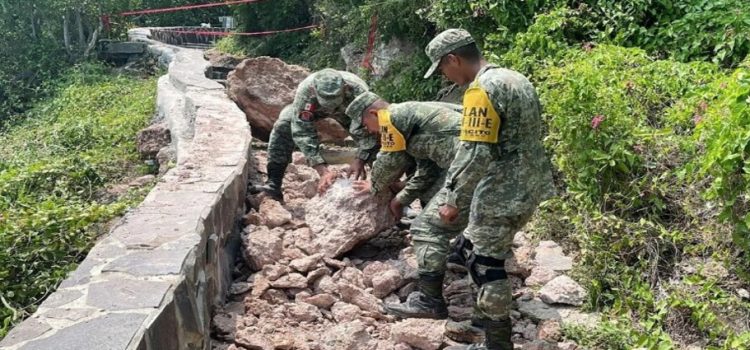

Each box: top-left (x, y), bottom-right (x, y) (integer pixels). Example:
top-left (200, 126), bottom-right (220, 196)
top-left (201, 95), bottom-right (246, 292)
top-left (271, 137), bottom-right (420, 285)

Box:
top-left (396, 158), bottom-right (441, 206)
top-left (290, 95), bottom-right (327, 167)
top-left (370, 151), bottom-right (410, 195)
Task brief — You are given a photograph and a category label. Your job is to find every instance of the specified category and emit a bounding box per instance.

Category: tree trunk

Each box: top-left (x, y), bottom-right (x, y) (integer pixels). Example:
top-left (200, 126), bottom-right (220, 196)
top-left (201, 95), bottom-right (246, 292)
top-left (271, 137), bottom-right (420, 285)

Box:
top-left (76, 8), bottom-right (85, 47)
top-left (83, 19), bottom-right (103, 59)
top-left (63, 13), bottom-right (73, 58)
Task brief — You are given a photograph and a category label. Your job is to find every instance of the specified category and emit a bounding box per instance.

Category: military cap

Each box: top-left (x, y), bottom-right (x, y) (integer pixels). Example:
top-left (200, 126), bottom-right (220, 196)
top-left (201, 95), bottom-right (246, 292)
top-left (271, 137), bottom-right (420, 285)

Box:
top-left (346, 91), bottom-right (381, 131)
top-left (423, 28), bottom-right (476, 78)
top-left (314, 69), bottom-right (345, 109)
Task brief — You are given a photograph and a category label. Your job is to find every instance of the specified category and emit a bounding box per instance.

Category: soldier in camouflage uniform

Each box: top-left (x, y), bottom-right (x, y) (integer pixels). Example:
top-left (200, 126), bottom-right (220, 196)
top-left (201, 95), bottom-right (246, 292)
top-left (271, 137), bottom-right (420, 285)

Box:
top-left (409, 29), bottom-right (554, 350)
top-left (250, 69), bottom-right (379, 201)
top-left (345, 92), bottom-right (471, 319)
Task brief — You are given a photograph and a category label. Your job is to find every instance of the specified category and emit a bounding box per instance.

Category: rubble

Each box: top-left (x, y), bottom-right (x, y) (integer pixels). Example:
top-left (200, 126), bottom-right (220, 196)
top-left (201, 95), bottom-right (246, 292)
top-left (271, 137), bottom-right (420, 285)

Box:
top-left (213, 150), bottom-right (590, 350)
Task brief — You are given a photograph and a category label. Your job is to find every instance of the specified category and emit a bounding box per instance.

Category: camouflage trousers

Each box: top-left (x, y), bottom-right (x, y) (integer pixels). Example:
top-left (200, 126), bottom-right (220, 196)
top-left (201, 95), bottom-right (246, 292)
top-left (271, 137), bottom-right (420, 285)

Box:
top-left (411, 170), bottom-right (535, 321)
top-left (466, 162), bottom-right (535, 321)
top-left (266, 105), bottom-right (297, 167)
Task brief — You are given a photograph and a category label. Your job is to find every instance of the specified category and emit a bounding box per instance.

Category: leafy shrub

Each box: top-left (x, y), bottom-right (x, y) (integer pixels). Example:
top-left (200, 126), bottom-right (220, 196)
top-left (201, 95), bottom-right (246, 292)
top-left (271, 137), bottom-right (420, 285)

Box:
top-left (540, 45), bottom-right (718, 215)
top-left (0, 63), bottom-right (155, 337)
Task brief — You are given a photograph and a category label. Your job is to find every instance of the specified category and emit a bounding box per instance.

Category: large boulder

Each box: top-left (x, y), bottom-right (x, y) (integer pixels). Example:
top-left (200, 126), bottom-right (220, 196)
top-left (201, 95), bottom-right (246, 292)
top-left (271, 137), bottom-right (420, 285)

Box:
top-left (305, 179), bottom-right (394, 258)
top-left (226, 57), bottom-right (348, 142)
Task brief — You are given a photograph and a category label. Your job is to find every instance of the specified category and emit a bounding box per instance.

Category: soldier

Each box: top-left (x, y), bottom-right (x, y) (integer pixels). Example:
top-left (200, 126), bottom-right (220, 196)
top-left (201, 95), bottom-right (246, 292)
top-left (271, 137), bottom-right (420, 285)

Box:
top-left (250, 69), bottom-right (379, 201)
top-left (345, 92), bottom-right (473, 320)
top-left (396, 29), bottom-right (554, 350)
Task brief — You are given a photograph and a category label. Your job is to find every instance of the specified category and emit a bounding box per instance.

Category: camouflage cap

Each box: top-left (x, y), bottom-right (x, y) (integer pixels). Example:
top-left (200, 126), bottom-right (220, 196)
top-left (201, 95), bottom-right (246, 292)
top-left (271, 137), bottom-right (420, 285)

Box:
top-left (345, 91), bottom-right (381, 131)
top-left (314, 69), bottom-right (345, 109)
top-left (423, 28), bottom-right (475, 78)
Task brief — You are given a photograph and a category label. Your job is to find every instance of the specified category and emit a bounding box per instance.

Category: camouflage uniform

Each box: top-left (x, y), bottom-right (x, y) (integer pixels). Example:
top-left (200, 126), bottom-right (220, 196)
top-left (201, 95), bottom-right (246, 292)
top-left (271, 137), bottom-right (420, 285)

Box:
top-left (424, 29), bottom-right (554, 350)
top-left (257, 69), bottom-right (379, 200)
top-left (267, 69), bottom-right (378, 168)
top-left (444, 64), bottom-right (553, 321)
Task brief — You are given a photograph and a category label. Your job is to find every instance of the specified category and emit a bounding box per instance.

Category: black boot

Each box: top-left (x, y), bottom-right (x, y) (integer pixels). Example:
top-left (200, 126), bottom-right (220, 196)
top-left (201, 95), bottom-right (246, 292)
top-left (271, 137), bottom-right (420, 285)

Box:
top-left (249, 162), bottom-right (286, 201)
top-left (384, 273), bottom-right (448, 319)
top-left (444, 319), bottom-right (513, 350)
top-left (444, 318), bottom-right (485, 344)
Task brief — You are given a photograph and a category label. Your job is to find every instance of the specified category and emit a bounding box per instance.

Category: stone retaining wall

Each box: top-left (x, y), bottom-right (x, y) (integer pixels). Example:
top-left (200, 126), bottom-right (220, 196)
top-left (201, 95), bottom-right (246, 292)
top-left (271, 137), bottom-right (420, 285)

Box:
top-left (0, 28), bottom-right (252, 350)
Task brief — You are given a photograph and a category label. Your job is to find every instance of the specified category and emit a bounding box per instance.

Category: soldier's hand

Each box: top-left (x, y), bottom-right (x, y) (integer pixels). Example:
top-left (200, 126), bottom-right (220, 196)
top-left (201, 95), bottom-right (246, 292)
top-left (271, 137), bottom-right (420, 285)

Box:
top-left (317, 168), bottom-right (337, 195)
top-left (346, 159), bottom-right (367, 180)
top-left (439, 204), bottom-right (459, 224)
top-left (352, 180), bottom-right (371, 196)
top-left (389, 198), bottom-right (404, 220)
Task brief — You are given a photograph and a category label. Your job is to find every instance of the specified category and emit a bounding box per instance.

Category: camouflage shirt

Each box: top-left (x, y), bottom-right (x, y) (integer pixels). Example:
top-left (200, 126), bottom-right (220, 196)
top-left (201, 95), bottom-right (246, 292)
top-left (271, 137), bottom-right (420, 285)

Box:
top-left (290, 70), bottom-right (378, 167)
top-left (370, 102), bottom-right (462, 205)
top-left (444, 65), bottom-right (554, 214)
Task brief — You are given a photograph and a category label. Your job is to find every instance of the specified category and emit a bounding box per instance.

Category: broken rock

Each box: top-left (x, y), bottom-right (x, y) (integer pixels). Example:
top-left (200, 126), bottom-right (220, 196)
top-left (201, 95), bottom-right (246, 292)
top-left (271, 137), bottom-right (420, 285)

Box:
top-left (305, 179), bottom-right (394, 258)
top-left (533, 241), bottom-right (573, 272)
top-left (390, 319), bottom-right (446, 350)
top-left (270, 273), bottom-right (307, 289)
top-left (258, 197), bottom-right (292, 228)
top-left (242, 226), bottom-right (284, 270)
top-left (320, 320), bottom-right (373, 350)
top-left (539, 275), bottom-right (587, 306)
top-left (290, 253), bottom-right (323, 273)
top-left (363, 261), bottom-right (403, 298)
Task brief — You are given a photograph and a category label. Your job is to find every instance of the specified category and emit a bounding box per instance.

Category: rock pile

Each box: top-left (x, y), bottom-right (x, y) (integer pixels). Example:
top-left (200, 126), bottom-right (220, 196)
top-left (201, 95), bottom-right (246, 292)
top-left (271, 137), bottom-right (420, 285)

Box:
top-left (212, 150), bottom-right (594, 350)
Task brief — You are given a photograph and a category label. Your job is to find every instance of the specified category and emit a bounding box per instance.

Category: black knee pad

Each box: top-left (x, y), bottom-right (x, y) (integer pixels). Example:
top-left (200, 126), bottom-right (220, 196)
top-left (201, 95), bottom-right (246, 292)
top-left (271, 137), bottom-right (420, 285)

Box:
top-left (448, 235), bottom-right (474, 266)
top-left (466, 252), bottom-right (507, 286)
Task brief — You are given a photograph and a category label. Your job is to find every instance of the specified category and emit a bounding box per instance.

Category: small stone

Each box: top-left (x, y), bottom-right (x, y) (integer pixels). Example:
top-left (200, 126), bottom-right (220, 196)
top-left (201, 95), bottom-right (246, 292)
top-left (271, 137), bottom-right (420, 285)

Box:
top-left (270, 273), bottom-right (308, 289)
top-left (337, 267), bottom-right (366, 289)
top-left (320, 320), bottom-right (372, 350)
top-left (517, 299), bottom-right (562, 322)
top-left (323, 257), bottom-right (347, 270)
top-left (259, 197), bottom-right (292, 228)
top-left (738, 288), bottom-right (750, 300)
top-left (331, 302), bottom-right (362, 323)
top-left (307, 266), bottom-right (332, 285)
top-left (261, 289), bottom-right (289, 304)
top-left (261, 264), bottom-right (290, 281)
top-left (383, 294), bottom-right (400, 304)
top-left (235, 328), bottom-right (274, 350)
top-left (539, 276), bottom-right (587, 306)
top-left (230, 282), bottom-right (252, 295)
top-left (525, 266), bottom-right (559, 287)
top-left (243, 226), bottom-right (284, 270)
top-left (314, 275), bottom-right (339, 295)
top-left (298, 293), bottom-right (337, 309)
top-left (506, 246), bottom-right (534, 278)
top-left (537, 320), bottom-right (562, 342)
top-left (533, 241), bottom-right (573, 272)
top-left (363, 263), bottom-right (402, 298)
top-left (286, 302), bottom-right (322, 323)
top-left (390, 319), bottom-right (446, 350)
top-left (337, 281), bottom-right (384, 313)
top-left (290, 253), bottom-right (323, 273)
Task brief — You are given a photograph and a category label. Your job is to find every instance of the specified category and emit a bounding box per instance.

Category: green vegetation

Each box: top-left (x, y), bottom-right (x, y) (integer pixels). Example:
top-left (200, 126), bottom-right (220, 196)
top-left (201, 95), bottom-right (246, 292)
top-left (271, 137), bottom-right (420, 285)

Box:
top-left (0, 63), bottom-right (156, 337)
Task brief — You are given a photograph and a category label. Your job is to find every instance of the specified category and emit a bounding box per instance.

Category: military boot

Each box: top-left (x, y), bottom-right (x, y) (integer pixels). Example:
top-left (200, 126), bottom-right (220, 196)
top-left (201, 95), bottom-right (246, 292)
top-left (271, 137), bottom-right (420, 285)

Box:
top-left (249, 162), bottom-right (285, 201)
top-left (384, 273), bottom-right (448, 319)
top-left (444, 319), bottom-right (485, 344)
top-left (443, 319), bottom-right (513, 350)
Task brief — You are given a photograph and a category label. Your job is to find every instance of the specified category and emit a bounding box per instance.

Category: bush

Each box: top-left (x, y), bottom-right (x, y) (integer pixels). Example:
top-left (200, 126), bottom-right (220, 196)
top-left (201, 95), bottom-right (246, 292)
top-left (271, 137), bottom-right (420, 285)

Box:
top-left (0, 63), bottom-right (155, 337)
